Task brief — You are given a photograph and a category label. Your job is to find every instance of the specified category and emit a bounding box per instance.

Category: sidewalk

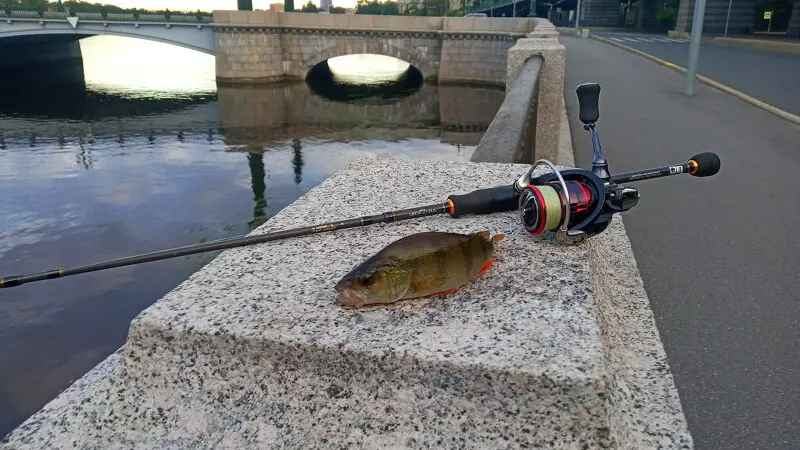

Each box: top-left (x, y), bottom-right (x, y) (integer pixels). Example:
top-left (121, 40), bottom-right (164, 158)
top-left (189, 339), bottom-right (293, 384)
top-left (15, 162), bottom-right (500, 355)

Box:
top-left (561, 34), bottom-right (800, 450)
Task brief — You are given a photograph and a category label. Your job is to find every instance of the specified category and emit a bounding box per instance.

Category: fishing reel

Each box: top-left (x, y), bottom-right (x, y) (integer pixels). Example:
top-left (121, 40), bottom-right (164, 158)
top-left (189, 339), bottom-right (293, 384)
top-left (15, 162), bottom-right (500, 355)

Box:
top-left (514, 160), bottom-right (624, 245)
top-left (511, 82), bottom-right (720, 245)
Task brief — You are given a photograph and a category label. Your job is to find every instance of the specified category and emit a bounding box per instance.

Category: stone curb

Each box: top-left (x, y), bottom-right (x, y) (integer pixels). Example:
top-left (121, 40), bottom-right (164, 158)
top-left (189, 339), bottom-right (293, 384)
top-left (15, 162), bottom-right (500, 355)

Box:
top-left (557, 86), bottom-right (693, 447)
top-left (589, 34), bottom-right (800, 127)
top-left (711, 36), bottom-right (800, 53)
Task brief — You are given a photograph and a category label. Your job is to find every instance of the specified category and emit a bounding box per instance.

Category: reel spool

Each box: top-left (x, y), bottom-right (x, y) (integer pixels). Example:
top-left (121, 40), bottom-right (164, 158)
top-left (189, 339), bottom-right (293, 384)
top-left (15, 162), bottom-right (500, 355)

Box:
top-left (516, 159), bottom-right (611, 245)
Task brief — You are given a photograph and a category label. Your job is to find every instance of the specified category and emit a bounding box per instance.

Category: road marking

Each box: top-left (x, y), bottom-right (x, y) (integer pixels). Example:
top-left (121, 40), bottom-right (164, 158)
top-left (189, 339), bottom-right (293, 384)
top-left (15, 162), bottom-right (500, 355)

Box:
top-left (598, 35), bottom-right (689, 44)
top-left (589, 34), bottom-right (800, 127)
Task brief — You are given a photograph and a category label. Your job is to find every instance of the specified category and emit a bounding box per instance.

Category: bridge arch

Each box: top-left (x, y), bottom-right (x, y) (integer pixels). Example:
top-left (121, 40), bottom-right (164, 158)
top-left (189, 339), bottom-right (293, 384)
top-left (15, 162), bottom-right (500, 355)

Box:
top-left (0, 20), bottom-right (215, 55)
top-left (303, 41), bottom-right (435, 81)
top-left (1, 30), bottom-right (214, 55)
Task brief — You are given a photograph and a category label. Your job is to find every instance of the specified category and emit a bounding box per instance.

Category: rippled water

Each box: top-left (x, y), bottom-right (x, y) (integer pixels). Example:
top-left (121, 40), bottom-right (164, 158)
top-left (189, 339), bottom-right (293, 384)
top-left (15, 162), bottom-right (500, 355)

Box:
top-left (0, 35), bottom-right (505, 436)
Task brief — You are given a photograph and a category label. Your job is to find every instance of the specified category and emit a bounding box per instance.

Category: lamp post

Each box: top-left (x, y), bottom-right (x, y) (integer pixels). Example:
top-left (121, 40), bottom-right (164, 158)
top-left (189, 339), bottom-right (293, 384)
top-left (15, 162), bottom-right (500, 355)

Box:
top-left (684, 0), bottom-right (708, 95)
top-left (724, 0), bottom-right (732, 36)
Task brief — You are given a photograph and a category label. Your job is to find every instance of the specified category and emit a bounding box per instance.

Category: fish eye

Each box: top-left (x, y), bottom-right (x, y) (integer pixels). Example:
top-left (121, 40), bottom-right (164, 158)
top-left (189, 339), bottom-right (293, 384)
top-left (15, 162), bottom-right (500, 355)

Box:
top-left (360, 276), bottom-right (374, 286)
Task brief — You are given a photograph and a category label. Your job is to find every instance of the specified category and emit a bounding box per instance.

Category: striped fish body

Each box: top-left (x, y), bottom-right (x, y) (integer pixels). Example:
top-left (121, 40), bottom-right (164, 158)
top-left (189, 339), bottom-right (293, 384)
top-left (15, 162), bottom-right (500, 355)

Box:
top-left (335, 231), bottom-right (504, 307)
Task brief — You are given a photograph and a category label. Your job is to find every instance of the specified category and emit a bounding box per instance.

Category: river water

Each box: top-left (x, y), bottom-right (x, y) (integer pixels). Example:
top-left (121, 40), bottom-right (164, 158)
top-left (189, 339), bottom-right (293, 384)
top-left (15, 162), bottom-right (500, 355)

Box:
top-left (0, 36), bottom-right (504, 436)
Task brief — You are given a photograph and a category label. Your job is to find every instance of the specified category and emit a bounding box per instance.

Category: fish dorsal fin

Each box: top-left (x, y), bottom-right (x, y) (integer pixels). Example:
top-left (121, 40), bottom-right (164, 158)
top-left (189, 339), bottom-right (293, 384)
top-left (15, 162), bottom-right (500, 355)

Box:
top-left (475, 231), bottom-right (490, 239)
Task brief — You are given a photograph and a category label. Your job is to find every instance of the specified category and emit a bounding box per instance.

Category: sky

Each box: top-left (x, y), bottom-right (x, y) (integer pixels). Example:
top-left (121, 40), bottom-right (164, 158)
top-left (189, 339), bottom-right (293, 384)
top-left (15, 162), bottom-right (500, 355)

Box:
top-left (97, 0), bottom-right (359, 11)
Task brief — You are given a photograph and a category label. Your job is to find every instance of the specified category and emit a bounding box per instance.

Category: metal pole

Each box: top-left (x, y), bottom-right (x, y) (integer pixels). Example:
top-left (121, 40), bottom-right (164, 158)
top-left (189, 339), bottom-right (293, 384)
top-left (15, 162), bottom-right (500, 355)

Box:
top-left (724, 0), bottom-right (732, 36)
top-left (575, 0), bottom-right (582, 32)
top-left (684, 0), bottom-right (707, 96)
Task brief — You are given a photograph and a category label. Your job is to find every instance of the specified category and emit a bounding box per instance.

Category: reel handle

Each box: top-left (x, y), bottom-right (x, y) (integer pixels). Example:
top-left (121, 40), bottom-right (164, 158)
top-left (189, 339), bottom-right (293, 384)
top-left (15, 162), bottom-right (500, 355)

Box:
top-left (576, 82), bottom-right (601, 125)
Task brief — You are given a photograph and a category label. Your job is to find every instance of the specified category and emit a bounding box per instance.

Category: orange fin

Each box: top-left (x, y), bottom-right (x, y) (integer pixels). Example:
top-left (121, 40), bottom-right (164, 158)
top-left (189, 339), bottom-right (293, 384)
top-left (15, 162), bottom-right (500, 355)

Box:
top-left (491, 234), bottom-right (505, 244)
top-left (426, 288), bottom-right (459, 298)
top-left (476, 258), bottom-right (496, 277)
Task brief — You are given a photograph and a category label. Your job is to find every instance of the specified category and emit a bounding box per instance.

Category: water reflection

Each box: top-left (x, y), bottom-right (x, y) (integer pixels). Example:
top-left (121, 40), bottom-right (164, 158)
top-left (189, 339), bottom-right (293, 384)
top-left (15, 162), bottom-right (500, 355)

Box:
top-left (0, 35), bottom-right (506, 439)
top-left (247, 152), bottom-right (268, 232)
top-left (218, 81), bottom-right (503, 148)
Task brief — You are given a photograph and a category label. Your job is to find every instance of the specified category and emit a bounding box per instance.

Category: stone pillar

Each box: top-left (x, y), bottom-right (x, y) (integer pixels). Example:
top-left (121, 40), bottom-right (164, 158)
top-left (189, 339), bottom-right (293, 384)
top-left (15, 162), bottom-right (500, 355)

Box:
top-left (675, 0), bottom-right (757, 34)
top-left (788, 2), bottom-right (800, 36)
top-left (505, 21), bottom-right (565, 163)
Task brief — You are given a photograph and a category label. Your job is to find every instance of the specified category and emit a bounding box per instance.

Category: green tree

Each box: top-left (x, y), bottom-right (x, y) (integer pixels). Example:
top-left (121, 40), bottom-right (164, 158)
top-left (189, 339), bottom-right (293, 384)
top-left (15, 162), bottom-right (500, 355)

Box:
top-left (300, 0), bottom-right (318, 12)
top-left (423, 0), bottom-right (448, 15)
top-left (285, 0), bottom-right (295, 11)
top-left (356, 0), bottom-right (399, 15)
top-left (330, 5), bottom-right (346, 13)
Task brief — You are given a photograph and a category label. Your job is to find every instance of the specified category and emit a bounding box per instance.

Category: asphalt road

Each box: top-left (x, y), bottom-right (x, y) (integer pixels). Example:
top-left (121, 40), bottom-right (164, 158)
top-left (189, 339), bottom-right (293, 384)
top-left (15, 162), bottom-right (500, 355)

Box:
top-left (591, 32), bottom-right (800, 116)
top-left (561, 34), bottom-right (800, 449)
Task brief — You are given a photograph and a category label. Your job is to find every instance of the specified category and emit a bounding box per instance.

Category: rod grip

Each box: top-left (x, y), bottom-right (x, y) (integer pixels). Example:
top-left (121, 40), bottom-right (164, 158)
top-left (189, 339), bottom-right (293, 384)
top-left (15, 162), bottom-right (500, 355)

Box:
top-left (0, 276), bottom-right (22, 288)
top-left (447, 185), bottom-right (519, 218)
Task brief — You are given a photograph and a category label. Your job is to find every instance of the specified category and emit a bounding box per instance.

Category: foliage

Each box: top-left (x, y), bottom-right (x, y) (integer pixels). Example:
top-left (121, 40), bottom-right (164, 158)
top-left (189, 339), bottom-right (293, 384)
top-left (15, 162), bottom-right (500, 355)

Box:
top-left (329, 5), bottom-right (346, 13)
top-left (300, 0), bottom-right (318, 12)
top-left (402, 0), bottom-right (448, 16)
top-left (2, 0), bottom-right (213, 15)
top-left (656, 6), bottom-right (676, 29)
top-left (355, 0), bottom-right (399, 15)
top-left (655, 0), bottom-right (678, 30)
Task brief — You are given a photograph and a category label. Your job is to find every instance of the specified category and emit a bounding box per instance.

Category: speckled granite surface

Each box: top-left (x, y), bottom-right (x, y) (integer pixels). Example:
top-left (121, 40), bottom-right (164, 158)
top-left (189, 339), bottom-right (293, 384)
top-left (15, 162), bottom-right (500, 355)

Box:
top-left (1, 158), bottom-right (691, 449)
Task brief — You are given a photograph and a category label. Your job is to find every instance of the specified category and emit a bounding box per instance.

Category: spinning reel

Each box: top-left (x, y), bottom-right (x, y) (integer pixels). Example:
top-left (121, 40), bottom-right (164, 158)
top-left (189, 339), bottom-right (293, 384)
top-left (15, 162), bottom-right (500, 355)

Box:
top-left (512, 82), bottom-right (720, 245)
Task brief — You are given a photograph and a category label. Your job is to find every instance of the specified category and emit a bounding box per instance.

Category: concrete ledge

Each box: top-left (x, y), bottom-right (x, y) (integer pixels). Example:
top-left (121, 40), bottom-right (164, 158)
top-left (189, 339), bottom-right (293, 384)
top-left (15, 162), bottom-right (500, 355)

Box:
top-left (2, 155), bottom-right (692, 449)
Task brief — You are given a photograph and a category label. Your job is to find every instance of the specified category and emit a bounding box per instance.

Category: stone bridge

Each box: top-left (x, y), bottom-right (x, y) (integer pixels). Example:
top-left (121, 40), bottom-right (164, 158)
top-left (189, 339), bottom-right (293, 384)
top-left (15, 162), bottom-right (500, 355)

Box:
top-left (2, 10), bottom-right (541, 86)
top-left (0, 10), bottom-right (214, 53)
top-left (211, 12), bottom-right (538, 85)
top-left (0, 10), bottom-right (214, 78)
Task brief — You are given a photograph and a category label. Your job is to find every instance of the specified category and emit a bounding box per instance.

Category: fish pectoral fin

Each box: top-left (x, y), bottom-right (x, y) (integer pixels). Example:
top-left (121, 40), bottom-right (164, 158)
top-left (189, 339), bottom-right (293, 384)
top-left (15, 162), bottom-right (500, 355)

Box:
top-left (476, 258), bottom-right (496, 277)
top-left (425, 288), bottom-right (459, 298)
top-left (491, 234), bottom-right (505, 244)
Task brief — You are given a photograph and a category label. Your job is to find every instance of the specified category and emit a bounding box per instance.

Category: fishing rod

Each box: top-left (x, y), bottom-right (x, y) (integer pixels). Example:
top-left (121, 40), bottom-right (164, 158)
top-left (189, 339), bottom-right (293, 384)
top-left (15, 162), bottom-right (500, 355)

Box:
top-left (0, 82), bottom-right (720, 289)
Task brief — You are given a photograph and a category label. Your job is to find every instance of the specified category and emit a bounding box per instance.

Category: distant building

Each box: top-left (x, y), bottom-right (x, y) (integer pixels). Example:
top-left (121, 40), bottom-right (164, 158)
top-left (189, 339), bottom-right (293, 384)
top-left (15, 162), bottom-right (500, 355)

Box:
top-left (320, 0), bottom-right (332, 10)
top-left (269, 2), bottom-right (284, 11)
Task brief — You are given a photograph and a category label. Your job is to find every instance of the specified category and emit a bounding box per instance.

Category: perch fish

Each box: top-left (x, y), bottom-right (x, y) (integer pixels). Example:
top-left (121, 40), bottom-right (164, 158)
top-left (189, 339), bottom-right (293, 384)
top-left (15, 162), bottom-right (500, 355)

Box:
top-left (335, 230), bottom-right (504, 307)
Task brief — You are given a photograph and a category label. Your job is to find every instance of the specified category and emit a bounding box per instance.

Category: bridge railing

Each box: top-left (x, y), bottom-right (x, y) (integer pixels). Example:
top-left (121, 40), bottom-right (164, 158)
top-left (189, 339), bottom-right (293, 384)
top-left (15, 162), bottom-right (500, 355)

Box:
top-left (1, 9), bottom-right (214, 23)
top-left (464, 0), bottom-right (518, 15)
top-left (471, 19), bottom-right (566, 164)
top-left (470, 55), bottom-right (543, 163)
